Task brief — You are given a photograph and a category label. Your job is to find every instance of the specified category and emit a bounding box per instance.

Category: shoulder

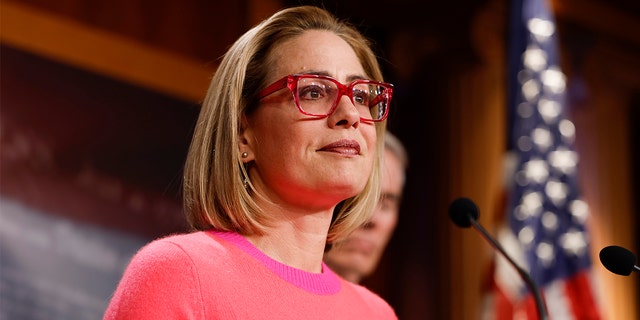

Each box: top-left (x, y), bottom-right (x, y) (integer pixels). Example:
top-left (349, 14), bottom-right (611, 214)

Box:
top-left (104, 232), bottom-right (212, 319)
top-left (128, 232), bottom-right (208, 264)
top-left (104, 231), bottom-right (233, 319)
top-left (128, 231), bottom-right (237, 270)
top-left (128, 231), bottom-right (254, 276)
top-left (113, 232), bottom-right (209, 285)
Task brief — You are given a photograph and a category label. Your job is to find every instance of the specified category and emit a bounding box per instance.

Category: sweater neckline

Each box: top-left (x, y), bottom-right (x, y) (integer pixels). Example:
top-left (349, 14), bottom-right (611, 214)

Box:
top-left (209, 230), bottom-right (341, 295)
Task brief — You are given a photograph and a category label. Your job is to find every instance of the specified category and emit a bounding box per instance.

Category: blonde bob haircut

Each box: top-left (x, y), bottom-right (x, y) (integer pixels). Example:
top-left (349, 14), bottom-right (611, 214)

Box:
top-left (183, 5), bottom-right (388, 243)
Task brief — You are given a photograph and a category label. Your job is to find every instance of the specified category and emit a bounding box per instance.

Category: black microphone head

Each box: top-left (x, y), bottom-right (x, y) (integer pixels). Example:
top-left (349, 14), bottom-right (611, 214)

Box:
top-left (448, 197), bottom-right (480, 228)
top-left (599, 245), bottom-right (637, 276)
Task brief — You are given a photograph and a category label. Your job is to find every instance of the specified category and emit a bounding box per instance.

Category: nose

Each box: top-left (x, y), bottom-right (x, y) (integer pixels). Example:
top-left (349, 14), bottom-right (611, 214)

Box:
top-left (328, 95), bottom-right (360, 128)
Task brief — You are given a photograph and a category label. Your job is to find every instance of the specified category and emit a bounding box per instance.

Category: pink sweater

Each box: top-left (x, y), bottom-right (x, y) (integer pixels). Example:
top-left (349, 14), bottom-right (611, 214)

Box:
top-left (104, 230), bottom-right (397, 319)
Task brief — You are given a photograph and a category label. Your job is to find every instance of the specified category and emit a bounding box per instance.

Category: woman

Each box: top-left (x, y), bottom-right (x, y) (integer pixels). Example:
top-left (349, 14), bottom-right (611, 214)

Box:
top-left (104, 5), bottom-right (397, 319)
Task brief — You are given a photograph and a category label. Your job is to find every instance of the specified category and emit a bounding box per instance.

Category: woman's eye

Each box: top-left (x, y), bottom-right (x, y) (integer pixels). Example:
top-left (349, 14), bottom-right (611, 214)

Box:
top-left (352, 91), bottom-right (369, 105)
top-left (299, 85), bottom-right (326, 100)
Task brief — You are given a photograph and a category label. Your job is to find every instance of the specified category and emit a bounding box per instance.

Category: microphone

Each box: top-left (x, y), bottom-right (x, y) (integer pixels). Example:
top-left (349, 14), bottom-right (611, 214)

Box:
top-left (448, 197), bottom-right (548, 320)
top-left (599, 245), bottom-right (640, 276)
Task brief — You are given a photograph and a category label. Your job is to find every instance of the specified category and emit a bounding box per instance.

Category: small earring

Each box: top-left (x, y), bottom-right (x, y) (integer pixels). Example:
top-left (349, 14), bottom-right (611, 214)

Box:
top-left (243, 177), bottom-right (250, 189)
top-left (241, 152), bottom-right (248, 158)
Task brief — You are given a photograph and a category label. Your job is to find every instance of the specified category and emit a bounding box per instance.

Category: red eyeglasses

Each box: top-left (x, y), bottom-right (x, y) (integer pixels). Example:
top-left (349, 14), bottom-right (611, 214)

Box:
top-left (258, 74), bottom-right (393, 122)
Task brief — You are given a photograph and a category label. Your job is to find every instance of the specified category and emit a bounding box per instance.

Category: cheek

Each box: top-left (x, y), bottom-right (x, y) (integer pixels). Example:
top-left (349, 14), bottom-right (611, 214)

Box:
top-left (384, 216), bottom-right (399, 233)
top-left (365, 128), bottom-right (378, 154)
top-left (372, 207), bottom-right (399, 231)
top-left (248, 109), bottom-right (297, 154)
top-left (360, 128), bottom-right (378, 174)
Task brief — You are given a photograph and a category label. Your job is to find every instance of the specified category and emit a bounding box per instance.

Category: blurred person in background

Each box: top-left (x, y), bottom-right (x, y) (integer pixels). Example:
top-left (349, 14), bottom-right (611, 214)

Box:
top-left (324, 131), bottom-right (408, 283)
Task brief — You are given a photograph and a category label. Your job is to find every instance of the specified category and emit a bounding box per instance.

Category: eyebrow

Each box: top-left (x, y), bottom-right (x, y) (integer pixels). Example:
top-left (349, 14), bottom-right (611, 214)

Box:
top-left (301, 70), bottom-right (367, 82)
top-left (380, 193), bottom-right (401, 202)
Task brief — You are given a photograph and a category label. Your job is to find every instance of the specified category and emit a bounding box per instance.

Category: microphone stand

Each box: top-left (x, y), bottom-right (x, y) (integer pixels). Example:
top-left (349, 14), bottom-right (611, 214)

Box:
top-left (468, 217), bottom-right (548, 320)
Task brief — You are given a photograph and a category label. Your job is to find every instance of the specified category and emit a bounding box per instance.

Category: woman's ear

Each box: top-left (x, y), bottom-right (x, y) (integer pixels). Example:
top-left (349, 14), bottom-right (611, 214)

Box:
top-left (238, 114), bottom-right (255, 163)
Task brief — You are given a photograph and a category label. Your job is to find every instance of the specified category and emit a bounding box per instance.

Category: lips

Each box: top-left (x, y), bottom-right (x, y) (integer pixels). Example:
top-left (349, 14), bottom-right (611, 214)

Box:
top-left (318, 139), bottom-right (361, 155)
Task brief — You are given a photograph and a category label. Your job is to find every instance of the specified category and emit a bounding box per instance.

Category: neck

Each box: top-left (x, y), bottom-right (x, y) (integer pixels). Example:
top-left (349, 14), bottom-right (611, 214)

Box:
top-left (245, 209), bottom-right (333, 273)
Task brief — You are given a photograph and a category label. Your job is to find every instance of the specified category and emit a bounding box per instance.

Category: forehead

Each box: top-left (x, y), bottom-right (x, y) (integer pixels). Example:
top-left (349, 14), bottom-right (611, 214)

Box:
top-left (382, 149), bottom-right (405, 187)
top-left (266, 30), bottom-right (365, 82)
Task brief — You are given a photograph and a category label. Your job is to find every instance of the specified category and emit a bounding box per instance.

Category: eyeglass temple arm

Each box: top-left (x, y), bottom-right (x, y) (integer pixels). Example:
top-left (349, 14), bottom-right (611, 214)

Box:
top-left (259, 77), bottom-right (289, 99)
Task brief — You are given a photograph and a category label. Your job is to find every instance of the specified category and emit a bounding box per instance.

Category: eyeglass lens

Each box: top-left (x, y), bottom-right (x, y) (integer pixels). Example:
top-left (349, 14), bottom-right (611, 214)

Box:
top-left (296, 77), bottom-right (388, 120)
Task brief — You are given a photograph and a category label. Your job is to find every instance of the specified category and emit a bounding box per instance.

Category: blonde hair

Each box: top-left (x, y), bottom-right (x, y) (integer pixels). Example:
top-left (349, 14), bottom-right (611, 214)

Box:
top-left (183, 5), bottom-right (388, 243)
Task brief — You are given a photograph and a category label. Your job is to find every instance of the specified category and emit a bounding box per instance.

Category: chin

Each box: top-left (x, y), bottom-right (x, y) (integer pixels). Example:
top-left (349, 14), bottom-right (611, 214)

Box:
top-left (324, 185), bottom-right (364, 201)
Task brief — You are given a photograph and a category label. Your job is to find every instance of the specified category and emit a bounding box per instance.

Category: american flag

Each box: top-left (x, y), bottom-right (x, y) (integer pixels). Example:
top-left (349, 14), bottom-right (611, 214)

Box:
top-left (482, 0), bottom-right (602, 319)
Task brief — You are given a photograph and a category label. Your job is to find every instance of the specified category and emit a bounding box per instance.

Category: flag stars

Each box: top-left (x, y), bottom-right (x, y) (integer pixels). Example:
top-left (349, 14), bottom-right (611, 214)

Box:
top-left (518, 102), bottom-right (535, 118)
top-left (523, 191), bottom-right (544, 212)
top-left (521, 158), bottom-right (549, 184)
top-left (545, 179), bottom-right (569, 206)
top-left (514, 191), bottom-right (544, 220)
top-left (541, 67), bottom-right (566, 94)
top-left (523, 44), bottom-right (548, 71)
top-left (548, 148), bottom-right (578, 175)
top-left (532, 127), bottom-right (553, 152)
top-left (560, 228), bottom-right (588, 257)
top-left (528, 17), bottom-right (555, 42)
top-left (518, 226), bottom-right (535, 246)
top-left (559, 119), bottom-right (576, 143)
top-left (521, 77), bottom-right (541, 101)
top-left (541, 211), bottom-right (559, 232)
top-left (538, 98), bottom-right (561, 123)
top-left (569, 199), bottom-right (590, 224)
top-left (536, 241), bottom-right (556, 267)
top-left (517, 136), bottom-right (533, 153)
top-left (514, 204), bottom-right (535, 221)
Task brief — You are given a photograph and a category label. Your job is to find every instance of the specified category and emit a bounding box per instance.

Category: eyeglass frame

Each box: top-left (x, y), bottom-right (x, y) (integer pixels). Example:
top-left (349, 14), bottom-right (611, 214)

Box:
top-left (257, 74), bottom-right (394, 122)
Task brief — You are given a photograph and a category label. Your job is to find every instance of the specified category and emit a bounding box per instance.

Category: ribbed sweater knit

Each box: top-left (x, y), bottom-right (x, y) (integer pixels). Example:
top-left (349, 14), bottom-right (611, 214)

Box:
top-left (104, 230), bottom-right (397, 319)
